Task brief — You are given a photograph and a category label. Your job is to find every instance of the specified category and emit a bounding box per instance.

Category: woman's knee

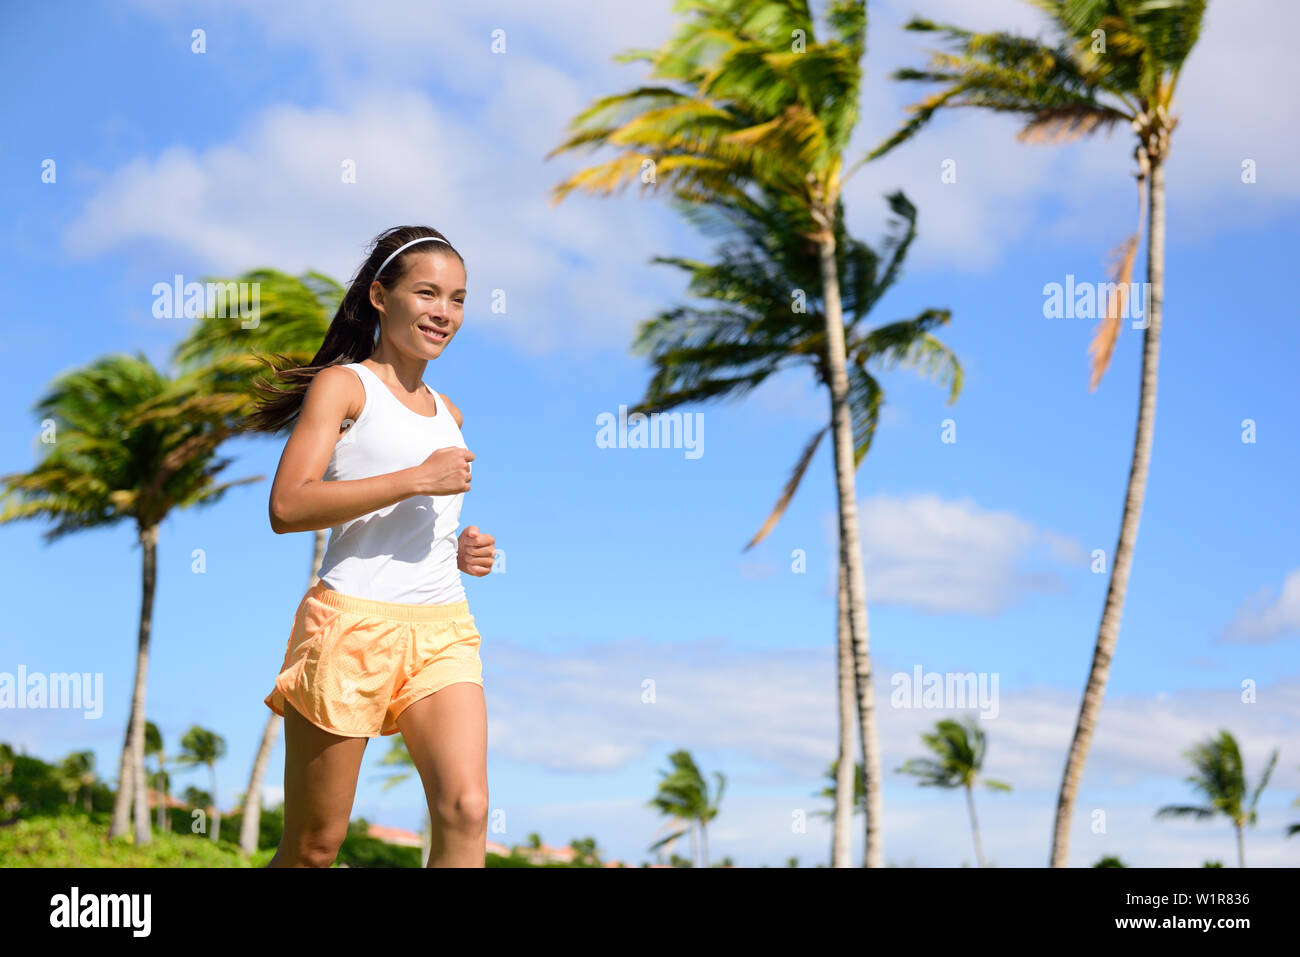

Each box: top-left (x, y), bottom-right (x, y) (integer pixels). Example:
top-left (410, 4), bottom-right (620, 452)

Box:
top-left (432, 788), bottom-right (489, 833)
top-left (282, 825), bottom-right (349, 867)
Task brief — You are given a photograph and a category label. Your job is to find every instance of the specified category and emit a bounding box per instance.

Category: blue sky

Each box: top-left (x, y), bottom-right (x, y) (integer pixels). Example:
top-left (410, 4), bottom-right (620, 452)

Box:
top-left (1, 0), bottom-right (1297, 867)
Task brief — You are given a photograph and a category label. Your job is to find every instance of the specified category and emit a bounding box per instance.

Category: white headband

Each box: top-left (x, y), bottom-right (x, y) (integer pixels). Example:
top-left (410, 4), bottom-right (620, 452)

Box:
top-left (372, 236), bottom-right (451, 282)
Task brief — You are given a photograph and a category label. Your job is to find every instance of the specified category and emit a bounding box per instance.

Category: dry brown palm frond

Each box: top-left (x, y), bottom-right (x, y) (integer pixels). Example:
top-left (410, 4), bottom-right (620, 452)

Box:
top-left (1019, 104), bottom-right (1125, 144)
top-left (1087, 232), bottom-right (1139, 391)
top-left (743, 427), bottom-right (827, 551)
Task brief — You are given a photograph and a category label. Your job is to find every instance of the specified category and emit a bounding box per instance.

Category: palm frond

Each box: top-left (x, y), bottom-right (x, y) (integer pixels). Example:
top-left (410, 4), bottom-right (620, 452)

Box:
top-left (743, 427), bottom-right (827, 551)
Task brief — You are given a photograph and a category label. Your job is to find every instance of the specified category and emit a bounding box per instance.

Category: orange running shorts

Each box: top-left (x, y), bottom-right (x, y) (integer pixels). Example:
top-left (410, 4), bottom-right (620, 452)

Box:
top-left (264, 581), bottom-right (483, 738)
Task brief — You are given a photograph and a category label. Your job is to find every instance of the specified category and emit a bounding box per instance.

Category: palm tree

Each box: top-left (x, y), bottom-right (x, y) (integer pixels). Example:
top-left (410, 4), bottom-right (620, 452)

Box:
top-left (57, 751), bottom-right (97, 811)
top-left (569, 837), bottom-right (600, 866)
top-left (374, 736), bottom-right (433, 865)
top-left (647, 749), bottom-right (725, 868)
top-left (176, 725), bottom-right (228, 842)
top-left (551, 0), bottom-right (920, 868)
top-left (814, 757), bottom-right (866, 864)
top-left (0, 353), bottom-right (261, 845)
top-left (895, 715), bottom-right (1012, 868)
top-left (627, 183), bottom-right (960, 867)
top-left (1155, 729), bottom-right (1278, 868)
top-left (144, 720), bottom-right (172, 834)
top-left (171, 267), bottom-right (345, 855)
top-left (814, 757), bottom-right (865, 821)
top-left (868, 0), bottom-right (1209, 868)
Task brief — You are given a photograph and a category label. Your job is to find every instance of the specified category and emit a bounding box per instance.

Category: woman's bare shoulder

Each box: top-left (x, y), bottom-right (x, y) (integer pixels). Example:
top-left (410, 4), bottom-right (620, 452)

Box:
top-left (438, 392), bottom-right (463, 429)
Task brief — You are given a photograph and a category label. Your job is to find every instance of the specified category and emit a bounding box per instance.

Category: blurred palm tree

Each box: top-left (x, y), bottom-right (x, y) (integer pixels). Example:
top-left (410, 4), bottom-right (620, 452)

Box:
top-left (895, 715), bottom-right (1012, 868)
top-left (868, 0), bottom-right (1209, 868)
top-left (813, 757), bottom-right (866, 865)
top-left (814, 758), bottom-right (864, 819)
top-left (0, 353), bottom-right (261, 845)
top-left (171, 267), bottom-right (345, 855)
top-left (374, 736), bottom-right (433, 865)
top-left (176, 725), bottom-right (228, 842)
top-left (551, 0), bottom-right (913, 868)
top-left (57, 751), bottom-right (97, 811)
top-left (144, 720), bottom-right (172, 834)
top-left (569, 836), bottom-right (600, 866)
top-left (647, 749), bottom-right (725, 867)
top-left (1155, 729), bottom-right (1277, 868)
top-left (147, 768), bottom-right (171, 832)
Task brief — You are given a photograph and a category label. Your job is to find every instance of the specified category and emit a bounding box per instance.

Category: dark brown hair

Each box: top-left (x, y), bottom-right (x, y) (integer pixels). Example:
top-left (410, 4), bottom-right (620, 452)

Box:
top-left (242, 225), bottom-right (464, 434)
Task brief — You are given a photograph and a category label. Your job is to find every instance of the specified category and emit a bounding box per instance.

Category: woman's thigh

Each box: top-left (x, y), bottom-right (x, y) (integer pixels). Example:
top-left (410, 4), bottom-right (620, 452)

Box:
top-left (280, 700), bottom-right (369, 844)
top-left (394, 682), bottom-right (487, 812)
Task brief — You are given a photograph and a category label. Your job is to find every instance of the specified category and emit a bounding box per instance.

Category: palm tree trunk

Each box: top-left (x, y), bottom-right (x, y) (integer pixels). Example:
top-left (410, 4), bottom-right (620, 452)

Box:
top-left (700, 818), bottom-right (710, 868)
top-left (818, 228), bottom-right (883, 868)
top-left (240, 527), bottom-right (327, 855)
top-left (964, 782), bottom-right (986, 868)
top-left (110, 524), bottom-right (159, 844)
top-left (109, 685), bottom-right (135, 837)
top-left (832, 534), bottom-right (855, 867)
top-left (1236, 821), bottom-right (1245, 868)
top-left (1050, 156), bottom-right (1165, 867)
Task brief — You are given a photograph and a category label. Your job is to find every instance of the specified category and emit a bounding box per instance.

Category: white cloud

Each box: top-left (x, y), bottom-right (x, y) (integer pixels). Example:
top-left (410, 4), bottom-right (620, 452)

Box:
top-left (1222, 568), bottom-right (1300, 644)
top-left (843, 493), bottom-right (1089, 616)
top-left (63, 87), bottom-right (682, 357)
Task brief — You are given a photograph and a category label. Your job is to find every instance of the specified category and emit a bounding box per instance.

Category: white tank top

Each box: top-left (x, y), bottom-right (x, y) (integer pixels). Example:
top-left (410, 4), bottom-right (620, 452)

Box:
top-left (316, 361), bottom-right (468, 605)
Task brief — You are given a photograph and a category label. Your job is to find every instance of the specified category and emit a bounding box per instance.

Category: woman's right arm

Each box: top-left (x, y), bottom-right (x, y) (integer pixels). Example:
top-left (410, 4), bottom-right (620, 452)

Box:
top-left (268, 366), bottom-right (473, 535)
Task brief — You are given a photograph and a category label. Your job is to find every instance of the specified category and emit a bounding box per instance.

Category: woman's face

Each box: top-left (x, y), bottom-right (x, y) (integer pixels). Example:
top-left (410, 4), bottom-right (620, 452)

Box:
top-left (370, 250), bottom-right (467, 359)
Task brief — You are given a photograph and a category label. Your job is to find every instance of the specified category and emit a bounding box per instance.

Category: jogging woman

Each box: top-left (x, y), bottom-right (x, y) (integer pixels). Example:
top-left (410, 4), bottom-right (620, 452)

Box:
top-left (245, 225), bottom-right (496, 867)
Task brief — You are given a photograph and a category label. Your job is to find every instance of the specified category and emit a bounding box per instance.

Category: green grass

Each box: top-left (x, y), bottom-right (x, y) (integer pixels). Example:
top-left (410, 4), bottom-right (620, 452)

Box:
top-left (0, 811), bottom-right (275, 868)
top-left (0, 810), bottom-right (598, 867)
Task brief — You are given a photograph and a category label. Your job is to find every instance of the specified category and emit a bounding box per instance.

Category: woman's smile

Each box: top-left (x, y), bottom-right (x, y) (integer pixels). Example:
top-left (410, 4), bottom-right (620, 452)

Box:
top-left (416, 320), bottom-right (450, 344)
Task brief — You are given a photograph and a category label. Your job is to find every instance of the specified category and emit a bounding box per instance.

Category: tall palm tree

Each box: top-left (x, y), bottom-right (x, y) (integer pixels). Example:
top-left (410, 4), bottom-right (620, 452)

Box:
top-left (895, 715), bottom-right (1011, 868)
top-left (176, 725), bottom-right (228, 842)
top-left (1155, 729), bottom-right (1278, 868)
top-left (629, 185), bottom-right (959, 866)
top-left (550, 0), bottom-right (913, 867)
top-left (171, 268), bottom-right (345, 855)
top-left (868, 0), bottom-right (1209, 867)
top-left (0, 353), bottom-right (261, 845)
top-left (375, 736), bottom-right (433, 865)
top-left (647, 749), bottom-right (725, 867)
